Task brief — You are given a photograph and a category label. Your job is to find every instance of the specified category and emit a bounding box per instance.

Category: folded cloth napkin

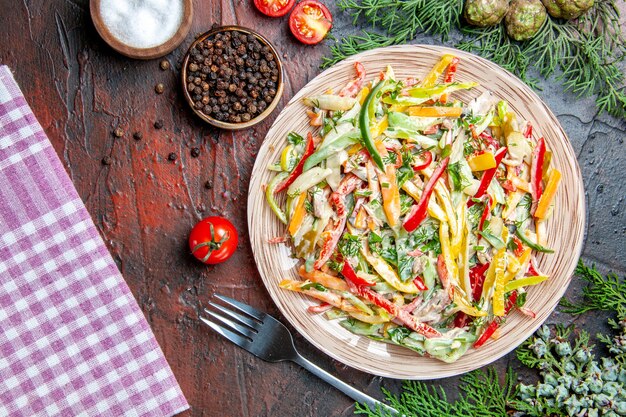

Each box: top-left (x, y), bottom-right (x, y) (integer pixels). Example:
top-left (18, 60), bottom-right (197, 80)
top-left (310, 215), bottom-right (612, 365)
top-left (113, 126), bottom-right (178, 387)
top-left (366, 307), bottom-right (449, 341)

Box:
top-left (0, 66), bottom-right (189, 416)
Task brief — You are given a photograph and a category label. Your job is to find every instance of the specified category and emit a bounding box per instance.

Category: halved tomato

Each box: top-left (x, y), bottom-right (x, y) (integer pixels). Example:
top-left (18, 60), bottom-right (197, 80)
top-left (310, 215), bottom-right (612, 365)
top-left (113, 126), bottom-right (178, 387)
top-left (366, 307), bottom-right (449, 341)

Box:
top-left (253, 0), bottom-right (295, 17)
top-left (288, 1), bottom-right (332, 45)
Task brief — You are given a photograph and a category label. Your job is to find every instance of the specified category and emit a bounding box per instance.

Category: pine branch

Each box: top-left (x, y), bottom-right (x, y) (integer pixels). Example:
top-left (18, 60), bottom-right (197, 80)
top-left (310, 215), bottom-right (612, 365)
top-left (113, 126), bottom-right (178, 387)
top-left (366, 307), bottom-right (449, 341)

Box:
top-left (354, 367), bottom-right (516, 417)
top-left (560, 260), bottom-right (626, 316)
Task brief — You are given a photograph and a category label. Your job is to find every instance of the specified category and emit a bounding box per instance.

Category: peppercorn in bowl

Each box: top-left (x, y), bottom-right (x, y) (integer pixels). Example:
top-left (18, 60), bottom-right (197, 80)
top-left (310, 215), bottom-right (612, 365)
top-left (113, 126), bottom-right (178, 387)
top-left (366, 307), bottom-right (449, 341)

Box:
top-left (181, 26), bottom-right (284, 130)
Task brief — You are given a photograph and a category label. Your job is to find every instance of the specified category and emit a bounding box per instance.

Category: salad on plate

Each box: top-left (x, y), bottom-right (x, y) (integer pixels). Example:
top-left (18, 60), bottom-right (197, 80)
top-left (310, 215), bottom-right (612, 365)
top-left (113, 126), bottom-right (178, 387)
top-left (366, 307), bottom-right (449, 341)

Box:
top-left (264, 54), bottom-right (562, 363)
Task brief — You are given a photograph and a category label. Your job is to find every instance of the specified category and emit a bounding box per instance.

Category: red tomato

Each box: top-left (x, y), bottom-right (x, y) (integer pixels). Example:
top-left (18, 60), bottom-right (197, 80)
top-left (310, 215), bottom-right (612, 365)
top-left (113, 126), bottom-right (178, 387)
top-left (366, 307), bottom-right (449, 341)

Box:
top-left (253, 0), bottom-right (295, 17)
top-left (189, 217), bottom-right (238, 264)
top-left (288, 1), bottom-right (332, 45)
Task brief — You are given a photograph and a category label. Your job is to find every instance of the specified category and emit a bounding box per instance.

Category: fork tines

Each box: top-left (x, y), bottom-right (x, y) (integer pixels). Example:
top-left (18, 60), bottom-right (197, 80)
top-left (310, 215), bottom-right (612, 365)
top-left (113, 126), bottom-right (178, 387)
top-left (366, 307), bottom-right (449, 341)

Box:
top-left (200, 294), bottom-right (265, 346)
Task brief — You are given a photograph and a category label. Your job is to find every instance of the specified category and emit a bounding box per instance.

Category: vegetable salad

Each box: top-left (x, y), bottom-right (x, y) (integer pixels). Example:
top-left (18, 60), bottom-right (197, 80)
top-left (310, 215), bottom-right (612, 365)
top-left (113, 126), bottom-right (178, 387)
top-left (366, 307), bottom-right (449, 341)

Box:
top-left (265, 55), bottom-right (561, 363)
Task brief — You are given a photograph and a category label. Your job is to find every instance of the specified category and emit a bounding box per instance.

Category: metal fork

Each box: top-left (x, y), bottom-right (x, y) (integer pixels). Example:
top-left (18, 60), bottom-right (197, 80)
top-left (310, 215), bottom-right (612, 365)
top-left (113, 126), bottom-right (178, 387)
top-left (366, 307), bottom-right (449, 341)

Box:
top-left (201, 294), bottom-right (398, 416)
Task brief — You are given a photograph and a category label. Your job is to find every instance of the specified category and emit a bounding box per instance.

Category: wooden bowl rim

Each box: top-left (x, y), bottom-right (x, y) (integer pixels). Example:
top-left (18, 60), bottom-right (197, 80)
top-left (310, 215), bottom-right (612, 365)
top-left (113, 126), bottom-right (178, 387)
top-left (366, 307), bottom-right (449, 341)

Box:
top-left (90, 0), bottom-right (193, 60)
top-left (247, 44), bottom-right (586, 379)
top-left (180, 25), bottom-right (284, 130)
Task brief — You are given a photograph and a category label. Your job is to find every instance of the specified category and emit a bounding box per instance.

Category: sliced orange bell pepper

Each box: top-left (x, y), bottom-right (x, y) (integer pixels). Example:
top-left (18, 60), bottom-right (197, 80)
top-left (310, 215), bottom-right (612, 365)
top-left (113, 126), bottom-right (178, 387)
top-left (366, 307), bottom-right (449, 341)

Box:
top-left (297, 265), bottom-right (349, 292)
top-left (288, 192), bottom-right (307, 236)
top-left (375, 142), bottom-right (401, 227)
top-left (407, 106), bottom-right (463, 118)
top-left (534, 169), bottom-right (561, 219)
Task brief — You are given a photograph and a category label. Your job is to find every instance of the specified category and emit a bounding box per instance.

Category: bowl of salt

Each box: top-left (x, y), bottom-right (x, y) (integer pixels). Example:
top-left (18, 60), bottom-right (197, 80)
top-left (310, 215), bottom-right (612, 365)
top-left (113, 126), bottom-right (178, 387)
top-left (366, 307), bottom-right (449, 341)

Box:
top-left (91, 0), bottom-right (193, 59)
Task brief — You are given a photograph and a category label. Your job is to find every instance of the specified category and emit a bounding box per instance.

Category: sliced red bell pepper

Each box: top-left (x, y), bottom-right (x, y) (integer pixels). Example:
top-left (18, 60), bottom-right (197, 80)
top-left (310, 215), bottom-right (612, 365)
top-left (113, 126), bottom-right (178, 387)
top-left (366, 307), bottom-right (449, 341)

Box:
top-left (478, 197), bottom-right (492, 231)
top-left (413, 276), bottom-right (428, 291)
top-left (340, 259), bottom-right (375, 287)
top-left (454, 312), bottom-right (469, 328)
top-left (403, 157), bottom-right (449, 232)
top-left (530, 137), bottom-right (546, 214)
top-left (470, 262), bottom-right (490, 302)
top-left (468, 147), bottom-right (507, 208)
top-left (339, 62), bottom-right (366, 98)
top-left (479, 131), bottom-right (500, 150)
top-left (473, 320), bottom-right (499, 348)
top-left (511, 236), bottom-right (524, 257)
top-left (275, 132), bottom-right (316, 193)
top-left (342, 261), bottom-right (441, 338)
top-left (523, 122), bottom-right (533, 139)
top-left (412, 151), bottom-right (433, 172)
top-left (444, 57), bottom-right (460, 83)
top-left (422, 124), bottom-right (440, 135)
top-left (501, 179), bottom-right (517, 193)
top-left (307, 303), bottom-right (332, 313)
top-left (474, 292), bottom-right (517, 348)
top-left (527, 259), bottom-right (540, 276)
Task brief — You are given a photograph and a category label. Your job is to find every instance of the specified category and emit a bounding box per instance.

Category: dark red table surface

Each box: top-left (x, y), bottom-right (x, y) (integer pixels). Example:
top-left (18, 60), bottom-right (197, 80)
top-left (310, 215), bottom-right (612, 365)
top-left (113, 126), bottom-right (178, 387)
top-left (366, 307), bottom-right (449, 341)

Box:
top-left (1, 1), bottom-right (625, 416)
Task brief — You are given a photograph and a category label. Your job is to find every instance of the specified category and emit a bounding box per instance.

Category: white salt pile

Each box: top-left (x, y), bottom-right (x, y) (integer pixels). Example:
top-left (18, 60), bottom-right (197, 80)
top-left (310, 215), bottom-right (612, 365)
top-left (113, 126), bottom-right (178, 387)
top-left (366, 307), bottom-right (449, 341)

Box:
top-left (99, 0), bottom-right (184, 49)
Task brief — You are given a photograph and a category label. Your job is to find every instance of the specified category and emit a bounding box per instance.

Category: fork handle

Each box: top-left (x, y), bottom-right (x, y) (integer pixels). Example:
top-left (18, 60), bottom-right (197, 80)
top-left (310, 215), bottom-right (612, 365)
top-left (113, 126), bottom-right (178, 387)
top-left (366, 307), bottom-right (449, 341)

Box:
top-left (292, 355), bottom-right (399, 415)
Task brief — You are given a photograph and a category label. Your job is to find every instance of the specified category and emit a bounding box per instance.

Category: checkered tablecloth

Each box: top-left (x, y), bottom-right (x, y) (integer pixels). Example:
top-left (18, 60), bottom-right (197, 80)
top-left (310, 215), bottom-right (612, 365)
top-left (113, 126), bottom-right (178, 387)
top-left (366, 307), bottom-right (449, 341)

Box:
top-left (0, 66), bottom-right (189, 416)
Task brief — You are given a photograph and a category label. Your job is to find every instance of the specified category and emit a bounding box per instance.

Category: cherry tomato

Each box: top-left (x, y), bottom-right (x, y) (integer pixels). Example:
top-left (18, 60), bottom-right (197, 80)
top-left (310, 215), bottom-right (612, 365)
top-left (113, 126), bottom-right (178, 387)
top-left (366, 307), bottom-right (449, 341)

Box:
top-left (253, 0), bottom-right (295, 17)
top-left (288, 1), bottom-right (332, 45)
top-left (189, 217), bottom-right (238, 264)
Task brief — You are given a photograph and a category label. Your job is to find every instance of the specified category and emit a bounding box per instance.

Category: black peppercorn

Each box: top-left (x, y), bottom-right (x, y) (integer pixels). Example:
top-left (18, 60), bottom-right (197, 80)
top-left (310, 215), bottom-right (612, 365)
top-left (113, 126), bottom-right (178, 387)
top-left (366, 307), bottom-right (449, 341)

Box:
top-left (191, 147), bottom-right (200, 157)
top-left (154, 120), bottom-right (164, 129)
top-left (102, 156), bottom-right (112, 165)
top-left (185, 29), bottom-right (279, 124)
top-left (133, 132), bottom-right (142, 141)
top-left (168, 152), bottom-right (177, 161)
top-left (204, 181), bottom-right (213, 189)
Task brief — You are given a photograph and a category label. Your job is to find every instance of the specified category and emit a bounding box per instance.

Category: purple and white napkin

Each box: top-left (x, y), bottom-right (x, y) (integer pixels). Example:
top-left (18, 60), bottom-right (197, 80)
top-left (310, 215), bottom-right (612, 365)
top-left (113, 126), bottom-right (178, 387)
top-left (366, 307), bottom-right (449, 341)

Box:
top-left (0, 66), bottom-right (189, 416)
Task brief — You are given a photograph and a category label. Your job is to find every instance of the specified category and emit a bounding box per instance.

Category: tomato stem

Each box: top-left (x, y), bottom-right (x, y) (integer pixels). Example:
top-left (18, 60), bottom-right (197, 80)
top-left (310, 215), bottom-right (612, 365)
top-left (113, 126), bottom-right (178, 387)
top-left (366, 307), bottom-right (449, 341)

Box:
top-left (191, 222), bottom-right (230, 263)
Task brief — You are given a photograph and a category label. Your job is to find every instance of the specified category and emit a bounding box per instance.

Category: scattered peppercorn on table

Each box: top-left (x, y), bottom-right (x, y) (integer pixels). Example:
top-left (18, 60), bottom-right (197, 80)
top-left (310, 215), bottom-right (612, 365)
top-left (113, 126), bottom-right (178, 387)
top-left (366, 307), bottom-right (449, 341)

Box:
top-left (0, 1), bottom-right (624, 416)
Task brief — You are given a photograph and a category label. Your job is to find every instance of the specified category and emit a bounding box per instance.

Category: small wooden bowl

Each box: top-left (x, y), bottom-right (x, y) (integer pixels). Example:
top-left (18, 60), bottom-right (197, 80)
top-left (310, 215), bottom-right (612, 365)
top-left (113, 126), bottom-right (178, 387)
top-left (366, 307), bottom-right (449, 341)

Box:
top-left (181, 26), bottom-right (284, 130)
top-left (90, 0), bottom-right (193, 60)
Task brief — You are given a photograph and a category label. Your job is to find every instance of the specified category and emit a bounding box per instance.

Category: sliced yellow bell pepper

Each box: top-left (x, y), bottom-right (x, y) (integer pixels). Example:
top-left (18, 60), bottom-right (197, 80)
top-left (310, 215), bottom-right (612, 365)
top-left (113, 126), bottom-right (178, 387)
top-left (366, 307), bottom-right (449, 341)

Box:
top-left (454, 291), bottom-right (487, 317)
top-left (288, 192), bottom-right (307, 236)
top-left (354, 206), bottom-right (367, 229)
top-left (421, 54), bottom-right (456, 87)
top-left (504, 248), bottom-right (532, 284)
top-left (388, 104), bottom-right (409, 113)
top-left (467, 152), bottom-right (497, 171)
top-left (505, 275), bottom-right (549, 292)
top-left (536, 218), bottom-right (547, 246)
top-left (480, 259), bottom-right (497, 304)
top-left (361, 246), bottom-right (419, 294)
top-left (435, 183), bottom-right (458, 238)
top-left (356, 86), bottom-right (370, 106)
top-left (407, 106), bottom-right (463, 118)
top-left (280, 144), bottom-right (295, 171)
top-left (492, 247), bottom-right (507, 316)
top-left (371, 115), bottom-right (389, 139)
top-left (503, 190), bottom-right (524, 220)
top-left (346, 143), bottom-right (363, 155)
top-left (439, 222), bottom-right (459, 286)
top-left (279, 279), bottom-right (361, 313)
top-left (535, 169), bottom-right (561, 219)
top-left (348, 310), bottom-right (392, 324)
